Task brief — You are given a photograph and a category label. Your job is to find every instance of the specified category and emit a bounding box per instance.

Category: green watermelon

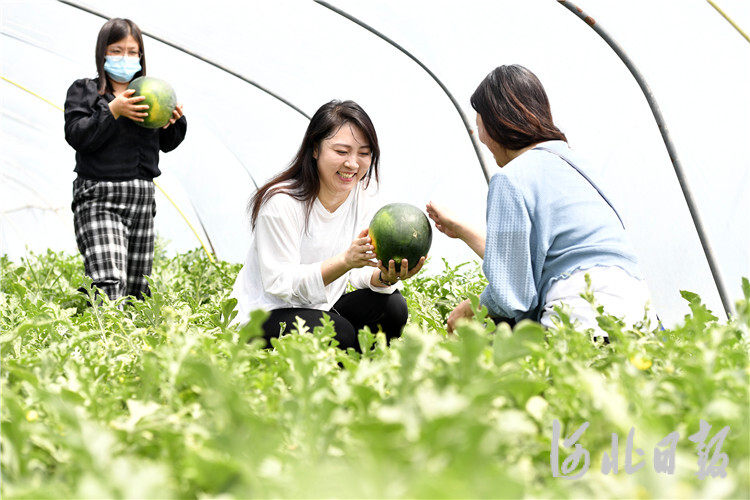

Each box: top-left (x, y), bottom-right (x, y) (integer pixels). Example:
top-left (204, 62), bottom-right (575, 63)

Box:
top-left (127, 76), bottom-right (176, 129)
top-left (369, 203), bottom-right (432, 271)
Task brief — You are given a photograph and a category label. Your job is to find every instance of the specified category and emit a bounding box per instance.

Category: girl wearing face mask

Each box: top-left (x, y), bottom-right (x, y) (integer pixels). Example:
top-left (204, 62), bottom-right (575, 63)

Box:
top-left (231, 100), bottom-right (425, 351)
top-left (64, 18), bottom-right (187, 301)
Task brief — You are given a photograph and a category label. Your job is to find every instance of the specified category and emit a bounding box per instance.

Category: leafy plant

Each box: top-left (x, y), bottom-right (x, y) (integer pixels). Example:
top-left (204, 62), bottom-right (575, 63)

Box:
top-left (1, 251), bottom-right (748, 499)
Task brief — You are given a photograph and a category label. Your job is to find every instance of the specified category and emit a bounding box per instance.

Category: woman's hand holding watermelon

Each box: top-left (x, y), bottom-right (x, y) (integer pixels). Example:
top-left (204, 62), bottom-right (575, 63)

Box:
top-left (376, 255), bottom-right (426, 286)
top-left (108, 88), bottom-right (149, 121)
top-left (162, 104), bottom-right (184, 129)
top-left (343, 228), bottom-right (378, 270)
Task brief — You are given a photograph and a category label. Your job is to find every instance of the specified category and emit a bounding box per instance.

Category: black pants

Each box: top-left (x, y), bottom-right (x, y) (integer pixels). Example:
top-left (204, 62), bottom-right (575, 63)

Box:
top-left (262, 289), bottom-right (408, 351)
top-left (491, 316), bottom-right (516, 328)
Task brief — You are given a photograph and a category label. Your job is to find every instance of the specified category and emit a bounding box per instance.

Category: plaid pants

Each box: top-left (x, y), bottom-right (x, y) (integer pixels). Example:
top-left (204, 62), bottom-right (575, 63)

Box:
top-left (72, 178), bottom-right (156, 300)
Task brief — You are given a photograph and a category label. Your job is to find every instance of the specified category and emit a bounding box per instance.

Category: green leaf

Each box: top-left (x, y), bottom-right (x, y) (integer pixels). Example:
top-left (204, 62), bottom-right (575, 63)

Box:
top-left (493, 320), bottom-right (545, 368)
top-left (237, 309), bottom-right (268, 345)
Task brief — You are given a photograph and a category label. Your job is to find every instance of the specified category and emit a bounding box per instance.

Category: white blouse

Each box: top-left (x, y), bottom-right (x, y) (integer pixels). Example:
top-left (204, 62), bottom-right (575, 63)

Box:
top-left (230, 181), bottom-right (400, 324)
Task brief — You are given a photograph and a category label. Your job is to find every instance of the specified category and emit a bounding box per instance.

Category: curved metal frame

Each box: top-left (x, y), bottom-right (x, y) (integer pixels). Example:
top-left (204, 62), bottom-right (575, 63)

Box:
top-left (52, 0), bottom-right (736, 318)
top-left (557, 0), bottom-right (733, 319)
top-left (56, 0), bottom-right (311, 120)
top-left (314, 0), bottom-right (492, 184)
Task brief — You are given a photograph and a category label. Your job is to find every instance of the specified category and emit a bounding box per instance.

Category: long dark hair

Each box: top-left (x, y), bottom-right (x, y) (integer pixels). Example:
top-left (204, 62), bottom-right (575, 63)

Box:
top-left (470, 65), bottom-right (566, 150)
top-left (250, 100), bottom-right (380, 230)
top-left (94, 18), bottom-right (146, 95)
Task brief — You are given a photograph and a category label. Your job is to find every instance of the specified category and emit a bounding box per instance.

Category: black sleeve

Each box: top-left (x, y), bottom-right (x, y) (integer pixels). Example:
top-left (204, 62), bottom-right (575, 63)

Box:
top-left (159, 115), bottom-right (187, 152)
top-left (63, 79), bottom-right (118, 153)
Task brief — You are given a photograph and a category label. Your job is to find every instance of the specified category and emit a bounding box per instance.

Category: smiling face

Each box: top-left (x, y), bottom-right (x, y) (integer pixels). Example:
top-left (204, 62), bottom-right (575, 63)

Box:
top-left (314, 122), bottom-right (372, 207)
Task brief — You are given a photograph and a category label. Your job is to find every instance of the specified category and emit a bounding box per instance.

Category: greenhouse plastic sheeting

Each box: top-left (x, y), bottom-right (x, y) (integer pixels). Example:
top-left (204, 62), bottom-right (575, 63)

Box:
top-left (2, 0), bottom-right (748, 326)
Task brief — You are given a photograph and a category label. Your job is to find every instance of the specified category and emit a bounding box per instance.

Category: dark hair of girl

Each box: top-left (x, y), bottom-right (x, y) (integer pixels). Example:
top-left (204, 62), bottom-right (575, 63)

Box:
top-left (470, 64), bottom-right (566, 150)
top-left (250, 100), bottom-right (380, 230)
top-left (94, 18), bottom-right (146, 95)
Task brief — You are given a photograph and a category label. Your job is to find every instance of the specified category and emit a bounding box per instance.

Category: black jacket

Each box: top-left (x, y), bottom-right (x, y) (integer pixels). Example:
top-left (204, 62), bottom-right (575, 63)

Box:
top-left (64, 77), bottom-right (187, 181)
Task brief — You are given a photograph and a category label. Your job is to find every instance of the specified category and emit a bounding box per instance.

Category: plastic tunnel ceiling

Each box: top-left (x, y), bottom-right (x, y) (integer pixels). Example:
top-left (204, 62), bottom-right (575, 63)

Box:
top-left (1, 0), bottom-right (748, 326)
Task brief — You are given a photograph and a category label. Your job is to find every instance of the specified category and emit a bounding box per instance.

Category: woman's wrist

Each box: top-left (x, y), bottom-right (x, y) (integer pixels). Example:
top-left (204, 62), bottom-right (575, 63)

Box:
top-left (459, 225), bottom-right (485, 259)
top-left (342, 253), bottom-right (356, 272)
top-left (108, 101), bottom-right (120, 119)
top-left (377, 270), bottom-right (398, 286)
top-left (322, 254), bottom-right (353, 286)
top-left (456, 224), bottom-right (473, 242)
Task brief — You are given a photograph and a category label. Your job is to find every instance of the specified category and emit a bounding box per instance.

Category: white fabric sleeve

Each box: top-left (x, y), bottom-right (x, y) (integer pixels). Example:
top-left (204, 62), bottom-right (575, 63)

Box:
top-left (255, 196), bottom-right (327, 306)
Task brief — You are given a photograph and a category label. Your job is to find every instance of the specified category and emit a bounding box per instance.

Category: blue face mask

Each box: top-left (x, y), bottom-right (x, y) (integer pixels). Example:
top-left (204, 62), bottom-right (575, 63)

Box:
top-left (103, 55), bottom-right (141, 83)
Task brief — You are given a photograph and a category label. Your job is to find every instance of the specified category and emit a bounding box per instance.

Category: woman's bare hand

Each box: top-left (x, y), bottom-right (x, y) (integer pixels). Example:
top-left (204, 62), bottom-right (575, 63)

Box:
top-left (376, 255), bottom-right (426, 286)
top-left (108, 88), bottom-right (148, 121)
top-left (427, 201), bottom-right (486, 258)
top-left (447, 298), bottom-right (474, 333)
top-left (426, 201), bottom-right (464, 239)
top-left (162, 104), bottom-right (184, 129)
top-left (344, 228), bottom-right (378, 269)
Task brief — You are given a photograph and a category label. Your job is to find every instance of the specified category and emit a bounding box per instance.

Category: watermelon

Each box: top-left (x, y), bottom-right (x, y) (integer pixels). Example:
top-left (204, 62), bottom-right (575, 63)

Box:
top-left (369, 203), bottom-right (432, 271)
top-left (127, 76), bottom-right (177, 129)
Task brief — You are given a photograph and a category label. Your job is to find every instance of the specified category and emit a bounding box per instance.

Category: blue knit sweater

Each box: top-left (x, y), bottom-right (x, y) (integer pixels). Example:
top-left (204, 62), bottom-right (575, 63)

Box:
top-left (479, 140), bottom-right (642, 321)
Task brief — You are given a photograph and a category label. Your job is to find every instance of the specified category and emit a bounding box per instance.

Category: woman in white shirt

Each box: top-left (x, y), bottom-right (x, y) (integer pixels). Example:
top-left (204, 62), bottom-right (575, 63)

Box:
top-left (231, 100), bottom-right (425, 350)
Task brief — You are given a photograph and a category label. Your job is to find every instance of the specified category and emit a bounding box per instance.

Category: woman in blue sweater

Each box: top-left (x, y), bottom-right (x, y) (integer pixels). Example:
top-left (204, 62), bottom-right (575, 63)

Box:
top-left (427, 65), bottom-right (655, 336)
